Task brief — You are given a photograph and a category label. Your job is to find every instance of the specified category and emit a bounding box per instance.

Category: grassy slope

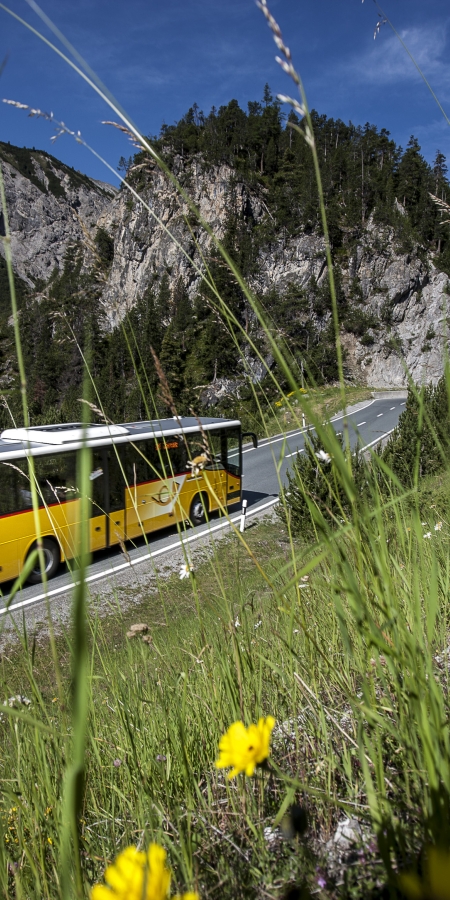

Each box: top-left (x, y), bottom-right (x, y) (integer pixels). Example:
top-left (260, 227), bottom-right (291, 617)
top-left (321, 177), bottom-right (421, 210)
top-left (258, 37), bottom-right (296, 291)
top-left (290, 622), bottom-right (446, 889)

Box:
top-left (0, 460), bottom-right (449, 898)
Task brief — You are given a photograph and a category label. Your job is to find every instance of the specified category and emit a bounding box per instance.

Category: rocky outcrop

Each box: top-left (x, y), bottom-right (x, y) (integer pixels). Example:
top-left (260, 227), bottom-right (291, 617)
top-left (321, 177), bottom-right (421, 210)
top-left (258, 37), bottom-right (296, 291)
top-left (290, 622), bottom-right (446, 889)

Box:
top-left (341, 222), bottom-right (448, 387)
top-left (0, 144), bottom-right (116, 287)
top-left (97, 158), bottom-right (265, 326)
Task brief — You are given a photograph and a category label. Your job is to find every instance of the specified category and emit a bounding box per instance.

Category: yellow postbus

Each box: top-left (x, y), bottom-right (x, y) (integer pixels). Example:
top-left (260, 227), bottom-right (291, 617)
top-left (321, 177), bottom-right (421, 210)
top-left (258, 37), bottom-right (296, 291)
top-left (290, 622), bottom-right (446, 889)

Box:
top-left (0, 417), bottom-right (257, 585)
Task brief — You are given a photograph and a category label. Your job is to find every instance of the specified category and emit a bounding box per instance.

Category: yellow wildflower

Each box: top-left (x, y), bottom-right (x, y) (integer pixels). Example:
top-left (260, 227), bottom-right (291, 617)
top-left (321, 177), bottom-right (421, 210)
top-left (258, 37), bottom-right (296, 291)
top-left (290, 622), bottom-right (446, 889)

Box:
top-left (91, 844), bottom-right (198, 900)
top-left (216, 716), bottom-right (276, 779)
top-left (91, 843), bottom-right (171, 900)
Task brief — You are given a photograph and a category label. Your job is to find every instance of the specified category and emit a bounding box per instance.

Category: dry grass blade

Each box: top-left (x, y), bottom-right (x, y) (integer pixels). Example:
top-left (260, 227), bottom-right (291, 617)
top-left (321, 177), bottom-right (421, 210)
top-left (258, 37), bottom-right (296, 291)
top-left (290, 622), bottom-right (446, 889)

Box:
top-left (430, 192), bottom-right (450, 224)
top-left (150, 347), bottom-right (181, 424)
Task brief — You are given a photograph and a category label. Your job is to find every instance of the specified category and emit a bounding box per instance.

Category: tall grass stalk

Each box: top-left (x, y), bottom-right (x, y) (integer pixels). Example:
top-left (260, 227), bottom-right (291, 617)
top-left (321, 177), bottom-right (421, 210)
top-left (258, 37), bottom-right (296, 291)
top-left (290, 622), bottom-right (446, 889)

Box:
top-left (368, 0), bottom-right (450, 127)
top-left (59, 365), bottom-right (91, 899)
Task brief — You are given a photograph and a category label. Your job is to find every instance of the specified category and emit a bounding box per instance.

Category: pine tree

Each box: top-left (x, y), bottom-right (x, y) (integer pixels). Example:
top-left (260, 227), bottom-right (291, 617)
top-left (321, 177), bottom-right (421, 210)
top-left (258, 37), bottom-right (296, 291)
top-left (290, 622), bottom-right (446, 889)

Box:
top-left (396, 137), bottom-right (434, 239)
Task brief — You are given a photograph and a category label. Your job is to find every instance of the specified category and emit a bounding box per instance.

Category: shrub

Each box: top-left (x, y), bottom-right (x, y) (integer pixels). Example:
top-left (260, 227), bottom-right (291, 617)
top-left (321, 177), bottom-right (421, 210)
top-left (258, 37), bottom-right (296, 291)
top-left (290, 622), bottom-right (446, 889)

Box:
top-left (382, 375), bottom-right (450, 485)
top-left (279, 430), bottom-right (367, 537)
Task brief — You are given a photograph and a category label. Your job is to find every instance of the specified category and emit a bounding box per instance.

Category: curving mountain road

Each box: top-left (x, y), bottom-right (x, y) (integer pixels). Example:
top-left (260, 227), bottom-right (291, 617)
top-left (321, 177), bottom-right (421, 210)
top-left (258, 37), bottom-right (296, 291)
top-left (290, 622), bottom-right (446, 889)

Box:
top-left (0, 397), bottom-right (404, 617)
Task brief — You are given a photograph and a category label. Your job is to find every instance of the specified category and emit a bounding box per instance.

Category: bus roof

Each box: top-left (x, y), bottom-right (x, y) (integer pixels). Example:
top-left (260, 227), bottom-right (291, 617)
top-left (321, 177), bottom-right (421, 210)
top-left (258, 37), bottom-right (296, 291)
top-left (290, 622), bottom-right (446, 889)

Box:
top-left (0, 417), bottom-right (241, 460)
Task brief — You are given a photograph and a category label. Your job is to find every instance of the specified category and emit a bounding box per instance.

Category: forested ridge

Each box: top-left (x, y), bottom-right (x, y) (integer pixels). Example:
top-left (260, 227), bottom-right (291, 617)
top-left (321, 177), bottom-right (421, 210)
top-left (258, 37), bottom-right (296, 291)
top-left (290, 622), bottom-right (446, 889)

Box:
top-left (2, 87), bottom-right (450, 429)
top-left (131, 87), bottom-right (450, 256)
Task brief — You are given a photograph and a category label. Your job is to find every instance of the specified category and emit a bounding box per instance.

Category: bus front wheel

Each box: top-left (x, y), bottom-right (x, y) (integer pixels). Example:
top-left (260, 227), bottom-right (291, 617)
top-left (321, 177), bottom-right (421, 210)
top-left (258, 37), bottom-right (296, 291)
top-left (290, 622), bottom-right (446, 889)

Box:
top-left (26, 538), bottom-right (60, 584)
top-left (189, 493), bottom-right (209, 527)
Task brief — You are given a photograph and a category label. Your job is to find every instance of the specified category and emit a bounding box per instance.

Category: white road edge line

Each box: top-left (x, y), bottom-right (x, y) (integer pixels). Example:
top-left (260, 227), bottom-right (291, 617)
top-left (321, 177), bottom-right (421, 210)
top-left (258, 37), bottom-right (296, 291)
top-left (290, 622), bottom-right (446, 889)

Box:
top-left (285, 449), bottom-right (305, 459)
top-left (357, 422), bottom-right (366, 427)
top-left (377, 413), bottom-right (383, 417)
top-left (0, 415), bottom-right (396, 618)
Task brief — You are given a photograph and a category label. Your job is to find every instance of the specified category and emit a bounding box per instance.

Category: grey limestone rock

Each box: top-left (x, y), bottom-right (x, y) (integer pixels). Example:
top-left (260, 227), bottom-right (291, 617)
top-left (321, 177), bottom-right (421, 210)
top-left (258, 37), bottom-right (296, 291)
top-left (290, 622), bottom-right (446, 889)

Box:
top-left (0, 153), bottom-right (116, 287)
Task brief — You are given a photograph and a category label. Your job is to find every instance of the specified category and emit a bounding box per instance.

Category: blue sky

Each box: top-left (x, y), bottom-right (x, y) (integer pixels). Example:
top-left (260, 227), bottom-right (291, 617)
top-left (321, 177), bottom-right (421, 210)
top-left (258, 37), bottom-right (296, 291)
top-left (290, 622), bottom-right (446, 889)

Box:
top-left (0, 0), bottom-right (449, 184)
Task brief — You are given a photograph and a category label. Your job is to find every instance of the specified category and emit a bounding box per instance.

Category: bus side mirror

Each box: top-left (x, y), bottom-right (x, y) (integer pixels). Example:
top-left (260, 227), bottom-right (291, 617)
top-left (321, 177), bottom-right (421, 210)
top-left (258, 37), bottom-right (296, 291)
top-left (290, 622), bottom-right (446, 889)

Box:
top-left (242, 432), bottom-right (258, 449)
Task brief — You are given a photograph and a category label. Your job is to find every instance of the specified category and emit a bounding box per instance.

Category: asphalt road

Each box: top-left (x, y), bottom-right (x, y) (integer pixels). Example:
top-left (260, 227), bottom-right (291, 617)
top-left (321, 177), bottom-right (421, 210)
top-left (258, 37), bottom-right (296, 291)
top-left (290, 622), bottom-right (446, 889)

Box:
top-left (0, 397), bottom-right (404, 616)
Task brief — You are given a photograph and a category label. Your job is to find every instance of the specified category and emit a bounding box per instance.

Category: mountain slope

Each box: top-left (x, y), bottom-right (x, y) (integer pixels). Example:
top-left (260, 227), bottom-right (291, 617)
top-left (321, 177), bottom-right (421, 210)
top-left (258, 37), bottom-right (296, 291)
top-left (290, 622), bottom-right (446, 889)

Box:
top-left (0, 101), bottom-right (450, 429)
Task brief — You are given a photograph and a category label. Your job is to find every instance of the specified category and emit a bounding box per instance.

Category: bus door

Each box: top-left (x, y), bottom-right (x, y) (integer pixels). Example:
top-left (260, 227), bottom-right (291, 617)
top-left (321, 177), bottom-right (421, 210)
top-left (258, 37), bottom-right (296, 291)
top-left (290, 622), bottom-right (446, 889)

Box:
top-left (221, 428), bottom-right (242, 506)
top-left (88, 449), bottom-right (127, 552)
top-left (188, 430), bottom-right (227, 510)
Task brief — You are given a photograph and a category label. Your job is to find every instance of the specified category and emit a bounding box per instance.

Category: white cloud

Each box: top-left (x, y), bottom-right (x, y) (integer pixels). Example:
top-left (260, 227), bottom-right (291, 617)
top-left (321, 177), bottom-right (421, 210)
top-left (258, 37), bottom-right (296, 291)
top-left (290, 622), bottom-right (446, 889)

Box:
top-left (345, 23), bottom-right (450, 97)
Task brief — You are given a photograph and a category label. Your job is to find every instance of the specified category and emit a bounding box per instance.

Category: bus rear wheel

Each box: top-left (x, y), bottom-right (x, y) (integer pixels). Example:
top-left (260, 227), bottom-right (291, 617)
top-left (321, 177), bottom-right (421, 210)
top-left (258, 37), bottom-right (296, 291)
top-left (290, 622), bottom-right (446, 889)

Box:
top-left (27, 538), bottom-right (60, 584)
top-left (189, 493), bottom-right (209, 527)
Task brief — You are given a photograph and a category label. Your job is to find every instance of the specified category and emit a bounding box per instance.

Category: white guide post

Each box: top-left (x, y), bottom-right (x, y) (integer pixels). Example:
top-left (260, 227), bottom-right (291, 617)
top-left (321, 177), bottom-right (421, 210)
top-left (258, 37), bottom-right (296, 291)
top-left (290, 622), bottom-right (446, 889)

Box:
top-left (240, 498), bottom-right (248, 533)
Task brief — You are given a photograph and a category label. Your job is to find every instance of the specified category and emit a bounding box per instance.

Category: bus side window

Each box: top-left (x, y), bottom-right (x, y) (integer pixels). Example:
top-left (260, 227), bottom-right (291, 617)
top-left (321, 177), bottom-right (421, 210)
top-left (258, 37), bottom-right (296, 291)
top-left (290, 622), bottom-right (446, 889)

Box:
top-left (34, 453), bottom-right (78, 507)
top-left (201, 431), bottom-right (222, 470)
top-left (0, 462), bottom-right (21, 515)
top-left (186, 431), bottom-right (213, 471)
top-left (123, 441), bottom-right (159, 486)
top-left (108, 448), bottom-right (126, 513)
top-left (155, 436), bottom-right (186, 477)
top-left (222, 428), bottom-right (241, 477)
top-left (89, 451), bottom-right (106, 516)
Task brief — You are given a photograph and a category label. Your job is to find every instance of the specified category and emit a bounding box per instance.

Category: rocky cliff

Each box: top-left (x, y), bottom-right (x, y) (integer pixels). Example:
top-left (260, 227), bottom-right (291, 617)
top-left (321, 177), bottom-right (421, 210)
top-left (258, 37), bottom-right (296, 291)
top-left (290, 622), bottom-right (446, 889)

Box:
top-left (0, 142), bottom-right (116, 287)
top-left (1, 141), bottom-right (448, 390)
top-left (342, 223), bottom-right (447, 388)
top-left (98, 155), bottom-right (448, 388)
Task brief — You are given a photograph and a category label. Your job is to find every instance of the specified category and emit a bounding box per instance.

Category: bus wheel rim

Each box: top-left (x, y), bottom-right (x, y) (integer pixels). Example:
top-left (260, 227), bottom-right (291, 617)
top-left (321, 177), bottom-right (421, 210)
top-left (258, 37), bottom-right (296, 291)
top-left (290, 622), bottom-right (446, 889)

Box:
top-left (32, 547), bottom-right (54, 575)
top-left (192, 501), bottom-right (204, 520)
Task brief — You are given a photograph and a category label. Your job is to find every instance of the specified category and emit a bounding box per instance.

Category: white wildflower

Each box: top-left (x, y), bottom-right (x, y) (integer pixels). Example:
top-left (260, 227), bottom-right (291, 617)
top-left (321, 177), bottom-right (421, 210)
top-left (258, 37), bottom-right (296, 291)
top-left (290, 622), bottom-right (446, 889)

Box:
top-left (435, 522), bottom-right (443, 531)
top-left (179, 563), bottom-right (194, 580)
top-left (263, 826), bottom-right (277, 844)
top-left (0, 695), bottom-right (31, 723)
top-left (254, 619), bottom-right (262, 629)
top-left (234, 617), bottom-right (241, 628)
top-left (423, 532), bottom-right (432, 539)
top-left (316, 450), bottom-right (331, 464)
top-left (5, 695), bottom-right (31, 707)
